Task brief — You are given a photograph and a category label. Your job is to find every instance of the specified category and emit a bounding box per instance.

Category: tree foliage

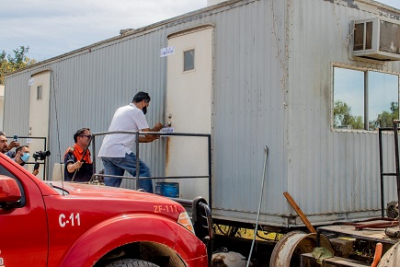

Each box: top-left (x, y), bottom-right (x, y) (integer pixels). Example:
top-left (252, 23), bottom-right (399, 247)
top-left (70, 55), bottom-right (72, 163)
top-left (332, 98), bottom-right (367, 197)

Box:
top-left (0, 46), bottom-right (36, 84)
top-left (333, 100), bottom-right (364, 129)
top-left (370, 102), bottom-right (399, 129)
top-left (334, 100), bottom-right (399, 130)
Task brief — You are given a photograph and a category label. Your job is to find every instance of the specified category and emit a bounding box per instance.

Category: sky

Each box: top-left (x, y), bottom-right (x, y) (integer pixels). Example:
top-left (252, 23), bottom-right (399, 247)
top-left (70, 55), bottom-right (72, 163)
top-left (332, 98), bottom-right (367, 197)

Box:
top-left (1, 0), bottom-right (399, 62)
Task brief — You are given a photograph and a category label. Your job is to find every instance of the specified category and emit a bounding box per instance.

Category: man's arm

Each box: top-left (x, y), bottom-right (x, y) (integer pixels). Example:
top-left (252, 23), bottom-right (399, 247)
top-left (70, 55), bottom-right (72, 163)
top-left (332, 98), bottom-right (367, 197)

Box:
top-left (7, 141), bottom-right (20, 152)
top-left (5, 151), bottom-right (16, 158)
top-left (64, 149), bottom-right (83, 173)
top-left (67, 161), bottom-right (83, 173)
top-left (139, 122), bottom-right (163, 143)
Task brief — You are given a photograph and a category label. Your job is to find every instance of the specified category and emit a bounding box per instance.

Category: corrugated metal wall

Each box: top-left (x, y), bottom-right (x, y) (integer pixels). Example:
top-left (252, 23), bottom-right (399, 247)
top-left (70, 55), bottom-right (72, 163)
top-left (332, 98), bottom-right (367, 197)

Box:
top-left (4, 0), bottom-right (400, 227)
top-left (4, 71), bottom-right (32, 135)
top-left (286, 0), bottom-right (400, 225)
top-left (47, 30), bottom-right (173, 188)
top-left (5, 27), bottom-right (173, 186)
top-left (210, 0), bottom-right (288, 225)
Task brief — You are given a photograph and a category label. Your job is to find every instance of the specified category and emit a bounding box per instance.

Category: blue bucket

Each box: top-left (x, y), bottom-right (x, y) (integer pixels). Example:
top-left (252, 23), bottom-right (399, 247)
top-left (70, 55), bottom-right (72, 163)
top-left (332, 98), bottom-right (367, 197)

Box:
top-left (155, 182), bottom-right (179, 198)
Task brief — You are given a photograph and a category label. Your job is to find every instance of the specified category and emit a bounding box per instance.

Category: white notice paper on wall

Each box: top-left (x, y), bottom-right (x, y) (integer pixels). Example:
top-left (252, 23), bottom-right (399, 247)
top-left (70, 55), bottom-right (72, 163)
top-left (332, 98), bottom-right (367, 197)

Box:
top-left (28, 78), bottom-right (34, 86)
top-left (160, 46), bottom-right (175, 57)
top-left (160, 127), bottom-right (174, 137)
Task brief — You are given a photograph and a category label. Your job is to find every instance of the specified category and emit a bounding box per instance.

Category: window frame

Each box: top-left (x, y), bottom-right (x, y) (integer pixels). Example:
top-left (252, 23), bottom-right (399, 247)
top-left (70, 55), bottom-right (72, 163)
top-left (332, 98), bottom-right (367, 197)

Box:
top-left (331, 63), bottom-right (400, 132)
top-left (183, 49), bottom-right (195, 72)
top-left (37, 85), bottom-right (43, 100)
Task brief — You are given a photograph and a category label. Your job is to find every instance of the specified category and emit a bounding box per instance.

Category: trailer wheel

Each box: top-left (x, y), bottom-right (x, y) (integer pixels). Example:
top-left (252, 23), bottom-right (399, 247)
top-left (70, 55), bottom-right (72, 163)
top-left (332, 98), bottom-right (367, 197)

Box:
top-left (105, 259), bottom-right (160, 267)
top-left (269, 231), bottom-right (334, 267)
top-left (378, 240), bottom-right (400, 267)
top-left (386, 201), bottom-right (398, 219)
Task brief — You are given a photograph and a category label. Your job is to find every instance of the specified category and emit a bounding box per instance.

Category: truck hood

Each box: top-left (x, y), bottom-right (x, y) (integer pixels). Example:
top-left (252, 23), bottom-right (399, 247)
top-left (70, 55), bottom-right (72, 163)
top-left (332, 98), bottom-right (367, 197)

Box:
top-left (44, 182), bottom-right (188, 224)
top-left (47, 181), bottom-right (177, 204)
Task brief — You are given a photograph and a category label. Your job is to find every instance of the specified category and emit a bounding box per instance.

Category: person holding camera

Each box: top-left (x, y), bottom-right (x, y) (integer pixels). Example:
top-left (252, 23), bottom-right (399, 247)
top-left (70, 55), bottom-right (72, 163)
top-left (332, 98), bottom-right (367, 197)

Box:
top-left (7, 145), bottom-right (39, 176)
top-left (64, 128), bottom-right (93, 182)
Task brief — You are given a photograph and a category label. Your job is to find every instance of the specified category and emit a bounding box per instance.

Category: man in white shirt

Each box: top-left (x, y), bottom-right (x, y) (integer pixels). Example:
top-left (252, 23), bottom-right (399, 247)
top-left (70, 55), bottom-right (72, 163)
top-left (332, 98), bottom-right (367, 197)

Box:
top-left (98, 91), bottom-right (162, 192)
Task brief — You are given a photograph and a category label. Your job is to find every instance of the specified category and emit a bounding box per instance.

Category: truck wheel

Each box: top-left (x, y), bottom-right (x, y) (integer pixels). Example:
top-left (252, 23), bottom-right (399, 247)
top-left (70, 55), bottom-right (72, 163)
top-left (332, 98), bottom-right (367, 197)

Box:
top-left (105, 259), bottom-right (160, 267)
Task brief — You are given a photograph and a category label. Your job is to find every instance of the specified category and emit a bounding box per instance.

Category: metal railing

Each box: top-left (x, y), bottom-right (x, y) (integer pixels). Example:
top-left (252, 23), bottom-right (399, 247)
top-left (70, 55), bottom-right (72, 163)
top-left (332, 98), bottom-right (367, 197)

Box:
top-left (91, 131), bottom-right (212, 207)
top-left (378, 121), bottom-right (400, 219)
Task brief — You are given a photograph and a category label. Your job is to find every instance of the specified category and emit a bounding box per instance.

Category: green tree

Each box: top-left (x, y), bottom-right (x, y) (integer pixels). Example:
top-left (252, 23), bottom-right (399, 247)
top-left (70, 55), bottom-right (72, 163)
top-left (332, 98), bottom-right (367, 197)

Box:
top-left (370, 102), bottom-right (399, 129)
top-left (333, 100), bottom-right (364, 129)
top-left (0, 46), bottom-right (36, 84)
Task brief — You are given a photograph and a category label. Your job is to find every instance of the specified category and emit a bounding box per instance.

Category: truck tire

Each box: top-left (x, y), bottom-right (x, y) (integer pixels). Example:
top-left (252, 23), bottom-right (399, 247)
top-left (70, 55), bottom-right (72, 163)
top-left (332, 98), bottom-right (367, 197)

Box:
top-left (105, 259), bottom-right (160, 267)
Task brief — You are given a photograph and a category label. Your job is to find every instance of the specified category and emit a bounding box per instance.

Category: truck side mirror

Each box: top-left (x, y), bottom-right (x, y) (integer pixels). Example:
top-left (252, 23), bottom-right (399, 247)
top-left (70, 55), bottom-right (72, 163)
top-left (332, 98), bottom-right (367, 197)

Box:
top-left (0, 175), bottom-right (22, 206)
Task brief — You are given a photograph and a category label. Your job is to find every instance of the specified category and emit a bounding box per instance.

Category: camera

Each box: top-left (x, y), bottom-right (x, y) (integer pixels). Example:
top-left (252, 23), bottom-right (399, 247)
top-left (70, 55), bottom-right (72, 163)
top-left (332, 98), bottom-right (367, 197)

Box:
top-left (33, 150), bottom-right (51, 161)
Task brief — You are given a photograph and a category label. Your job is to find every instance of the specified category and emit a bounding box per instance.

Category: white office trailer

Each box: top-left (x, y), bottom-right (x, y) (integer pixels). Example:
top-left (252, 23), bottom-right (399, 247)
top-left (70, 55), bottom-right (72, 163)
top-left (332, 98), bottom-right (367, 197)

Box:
top-left (4, 0), bottom-right (400, 229)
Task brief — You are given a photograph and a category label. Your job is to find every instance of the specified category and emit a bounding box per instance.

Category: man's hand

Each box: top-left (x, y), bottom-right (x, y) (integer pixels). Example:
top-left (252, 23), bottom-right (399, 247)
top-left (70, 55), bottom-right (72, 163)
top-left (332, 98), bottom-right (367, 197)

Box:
top-left (67, 161), bottom-right (83, 173)
top-left (7, 141), bottom-right (20, 151)
top-left (147, 134), bottom-right (160, 142)
top-left (139, 134), bottom-right (159, 143)
top-left (152, 122), bottom-right (163, 132)
top-left (32, 169), bottom-right (39, 176)
top-left (139, 123), bottom-right (163, 143)
top-left (75, 161), bottom-right (83, 169)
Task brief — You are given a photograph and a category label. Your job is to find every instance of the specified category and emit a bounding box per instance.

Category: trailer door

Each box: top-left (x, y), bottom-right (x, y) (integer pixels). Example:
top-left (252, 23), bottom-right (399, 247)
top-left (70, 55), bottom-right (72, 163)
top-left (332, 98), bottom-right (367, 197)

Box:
top-left (29, 71), bottom-right (51, 180)
top-left (165, 25), bottom-right (214, 201)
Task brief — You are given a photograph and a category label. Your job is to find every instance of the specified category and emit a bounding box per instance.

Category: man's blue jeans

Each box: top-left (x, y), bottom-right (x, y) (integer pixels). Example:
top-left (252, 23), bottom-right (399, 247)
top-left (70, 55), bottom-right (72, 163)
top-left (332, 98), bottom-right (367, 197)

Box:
top-left (101, 153), bottom-right (153, 193)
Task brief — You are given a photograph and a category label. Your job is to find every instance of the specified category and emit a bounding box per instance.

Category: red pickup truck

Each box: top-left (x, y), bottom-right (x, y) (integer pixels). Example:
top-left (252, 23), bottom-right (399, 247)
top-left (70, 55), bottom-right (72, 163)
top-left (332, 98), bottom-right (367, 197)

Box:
top-left (0, 153), bottom-right (212, 267)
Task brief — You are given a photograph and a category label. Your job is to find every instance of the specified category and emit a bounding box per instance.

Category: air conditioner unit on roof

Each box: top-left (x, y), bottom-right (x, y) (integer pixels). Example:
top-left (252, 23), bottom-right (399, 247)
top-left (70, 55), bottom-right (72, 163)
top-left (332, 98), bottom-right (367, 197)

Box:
top-left (352, 17), bottom-right (400, 61)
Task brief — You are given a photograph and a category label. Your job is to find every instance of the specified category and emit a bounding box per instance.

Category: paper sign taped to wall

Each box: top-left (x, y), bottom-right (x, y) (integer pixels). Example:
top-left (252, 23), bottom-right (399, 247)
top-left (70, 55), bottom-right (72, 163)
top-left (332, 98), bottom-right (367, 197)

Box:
top-left (28, 78), bottom-right (35, 86)
top-left (161, 46), bottom-right (175, 57)
top-left (160, 127), bottom-right (174, 137)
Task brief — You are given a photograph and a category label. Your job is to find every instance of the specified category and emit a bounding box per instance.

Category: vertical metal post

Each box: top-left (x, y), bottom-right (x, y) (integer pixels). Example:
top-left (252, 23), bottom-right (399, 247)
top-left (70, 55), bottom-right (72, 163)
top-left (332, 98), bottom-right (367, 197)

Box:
top-left (208, 135), bottom-right (212, 209)
top-left (379, 128), bottom-right (384, 217)
top-left (364, 72), bottom-right (369, 130)
top-left (394, 121), bottom-right (400, 228)
top-left (44, 137), bottom-right (47, 180)
top-left (92, 136), bottom-right (96, 174)
top-left (135, 131), bottom-right (140, 190)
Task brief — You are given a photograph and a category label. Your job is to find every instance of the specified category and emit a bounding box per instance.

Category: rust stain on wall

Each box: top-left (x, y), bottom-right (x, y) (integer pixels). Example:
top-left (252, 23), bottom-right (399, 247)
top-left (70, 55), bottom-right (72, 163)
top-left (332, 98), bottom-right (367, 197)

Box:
top-left (165, 137), bottom-right (171, 166)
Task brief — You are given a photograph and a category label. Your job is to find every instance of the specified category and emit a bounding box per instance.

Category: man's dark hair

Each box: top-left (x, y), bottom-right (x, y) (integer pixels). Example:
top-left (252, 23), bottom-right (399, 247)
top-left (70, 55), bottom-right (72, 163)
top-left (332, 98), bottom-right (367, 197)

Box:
top-left (132, 91), bottom-right (150, 103)
top-left (16, 145), bottom-right (29, 153)
top-left (73, 128), bottom-right (90, 143)
top-left (0, 131), bottom-right (5, 137)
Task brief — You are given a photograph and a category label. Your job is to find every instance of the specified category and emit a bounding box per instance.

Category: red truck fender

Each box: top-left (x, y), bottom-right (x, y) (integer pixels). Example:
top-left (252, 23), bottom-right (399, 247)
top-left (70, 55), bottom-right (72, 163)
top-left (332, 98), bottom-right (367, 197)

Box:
top-left (59, 213), bottom-right (208, 267)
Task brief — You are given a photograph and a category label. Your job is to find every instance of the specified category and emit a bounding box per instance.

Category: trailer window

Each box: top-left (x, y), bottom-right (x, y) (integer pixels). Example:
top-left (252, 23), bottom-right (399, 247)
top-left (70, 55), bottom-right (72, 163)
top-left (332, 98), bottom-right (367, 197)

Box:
top-left (333, 67), bottom-right (399, 131)
top-left (37, 85), bottom-right (42, 100)
top-left (183, 49), bottom-right (195, 71)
